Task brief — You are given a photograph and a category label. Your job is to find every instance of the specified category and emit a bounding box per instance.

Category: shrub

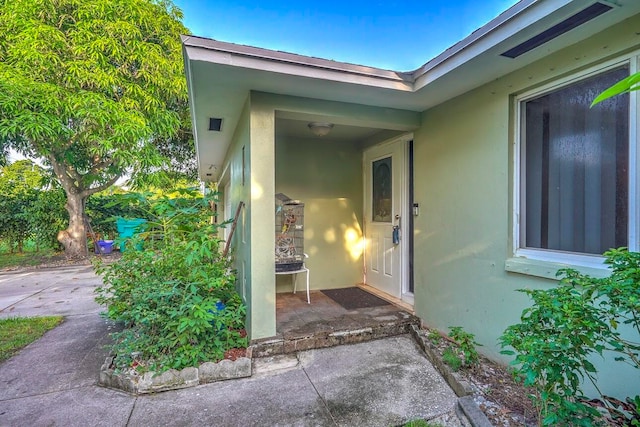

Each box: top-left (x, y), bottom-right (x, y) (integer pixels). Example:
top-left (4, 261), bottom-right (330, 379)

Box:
top-left (448, 326), bottom-right (481, 367)
top-left (0, 191), bottom-right (36, 252)
top-left (427, 329), bottom-right (442, 345)
top-left (29, 188), bottom-right (67, 251)
top-left (86, 193), bottom-right (147, 239)
top-left (500, 248), bottom-right (640, 426)
top-left (95, 189), bottom-right (245, 373)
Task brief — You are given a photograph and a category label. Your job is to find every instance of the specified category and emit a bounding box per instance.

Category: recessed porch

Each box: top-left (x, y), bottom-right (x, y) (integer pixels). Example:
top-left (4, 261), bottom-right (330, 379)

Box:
top-left (250, 287), bottom-right (419, 357)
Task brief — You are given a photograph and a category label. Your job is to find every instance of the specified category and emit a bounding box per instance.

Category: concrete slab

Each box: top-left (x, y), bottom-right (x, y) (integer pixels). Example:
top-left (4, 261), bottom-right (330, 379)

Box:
top-left (0, 386), bottom-right (135, 427)
top-left (0, 266), bottom-right (103, 317)
top-left (300, 335), bottom-right (458, 427)
top-left (0, 314), bottom-right (115, 400)
top-left (252, 353), bottom-right (300, 376)
top-left (128, 369), bottom-right (335, 427)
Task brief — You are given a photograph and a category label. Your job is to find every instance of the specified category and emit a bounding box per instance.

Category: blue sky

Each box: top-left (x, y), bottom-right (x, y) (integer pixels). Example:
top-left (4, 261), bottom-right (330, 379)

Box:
top-left (174, 0), bottom-right (520, 71)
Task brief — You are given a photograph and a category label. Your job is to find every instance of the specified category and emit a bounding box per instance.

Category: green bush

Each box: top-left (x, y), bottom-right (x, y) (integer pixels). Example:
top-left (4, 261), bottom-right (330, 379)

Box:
top-left (29, 188), bottom-right (67, 251)
top-left (95, 189), bottom-right (245, 373)
top-left (500, 248), bottom-right (640, 426)
top-left (86, 193), bottom-right (147, 239)
top-left (0, 191), bottom-right (36, 252)
top-left (448, 326), bottom-right (481, 367)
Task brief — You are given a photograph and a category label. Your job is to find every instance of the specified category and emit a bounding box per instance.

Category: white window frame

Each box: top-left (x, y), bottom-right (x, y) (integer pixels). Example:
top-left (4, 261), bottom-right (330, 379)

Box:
top-left (513, 54), bottom-right (639, 270)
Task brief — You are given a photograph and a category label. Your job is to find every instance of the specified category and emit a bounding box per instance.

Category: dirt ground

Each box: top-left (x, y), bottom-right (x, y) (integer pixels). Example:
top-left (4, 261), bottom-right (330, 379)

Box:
top-left (424, 328), bottom-right (539, 426)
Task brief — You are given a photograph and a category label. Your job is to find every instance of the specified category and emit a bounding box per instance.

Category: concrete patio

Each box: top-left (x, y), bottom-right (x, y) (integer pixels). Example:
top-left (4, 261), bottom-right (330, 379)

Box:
top-left (0, 266), bottom-right (472, 426)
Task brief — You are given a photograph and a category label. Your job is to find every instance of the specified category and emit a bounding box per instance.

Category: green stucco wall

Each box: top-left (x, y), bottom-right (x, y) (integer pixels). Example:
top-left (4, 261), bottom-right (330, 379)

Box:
top-left (275, 135), bottom-right (364, 292)
top-left (221, 98), bottom-right (276, 339)
top-left (412, 14), bottom-right (640, 398)
top-left (221, 96), bottom-right (278, 340)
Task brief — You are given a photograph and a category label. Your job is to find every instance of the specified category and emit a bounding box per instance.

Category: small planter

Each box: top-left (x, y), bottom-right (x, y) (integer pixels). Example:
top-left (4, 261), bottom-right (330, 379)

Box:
top-left (99, 353), bottom-right (251, 394)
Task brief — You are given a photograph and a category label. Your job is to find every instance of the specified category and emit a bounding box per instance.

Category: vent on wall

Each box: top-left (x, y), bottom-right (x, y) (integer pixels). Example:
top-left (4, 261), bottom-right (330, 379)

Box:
top-left (501, 2), bottom-right (613, 59)
top-left (208, 117), bottom-right (223, 131)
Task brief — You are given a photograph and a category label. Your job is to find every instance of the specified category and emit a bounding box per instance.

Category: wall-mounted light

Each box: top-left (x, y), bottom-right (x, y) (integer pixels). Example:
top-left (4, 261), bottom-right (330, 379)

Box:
top-left (308, 122), bottom-right (334, 137)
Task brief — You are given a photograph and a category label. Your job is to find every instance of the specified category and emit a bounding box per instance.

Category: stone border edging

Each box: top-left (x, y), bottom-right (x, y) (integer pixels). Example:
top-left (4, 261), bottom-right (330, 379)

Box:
top-left (458, 396), bottom-right (494, 427)
top-left (99, 355), bottom-right (251, 394)
top-left (408, 324), bottom-right (493, 427)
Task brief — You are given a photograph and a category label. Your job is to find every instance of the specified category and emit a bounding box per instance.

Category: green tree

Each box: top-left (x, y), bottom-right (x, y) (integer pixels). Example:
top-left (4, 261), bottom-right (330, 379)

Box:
top-left (0, 159), bottom-right (47, 195)
top-left (0, 0), bottom-right (190, 258)
top-left (0, 160), bottom-right (48, 252)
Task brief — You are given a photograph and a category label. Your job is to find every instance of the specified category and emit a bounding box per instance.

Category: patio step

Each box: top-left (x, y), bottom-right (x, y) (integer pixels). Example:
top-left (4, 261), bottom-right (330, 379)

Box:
top-left (249, 310), bottom-right (420, 358)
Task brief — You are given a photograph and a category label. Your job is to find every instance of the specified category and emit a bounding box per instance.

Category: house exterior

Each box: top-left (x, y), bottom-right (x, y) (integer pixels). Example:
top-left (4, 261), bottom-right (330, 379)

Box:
top-left (182, 0), bottom-right (640, 397)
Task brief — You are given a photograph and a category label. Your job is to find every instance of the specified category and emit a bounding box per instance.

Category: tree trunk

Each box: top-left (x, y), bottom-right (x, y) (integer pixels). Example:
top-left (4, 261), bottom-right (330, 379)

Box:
top-left (57, 190), bottom-right (88, 259)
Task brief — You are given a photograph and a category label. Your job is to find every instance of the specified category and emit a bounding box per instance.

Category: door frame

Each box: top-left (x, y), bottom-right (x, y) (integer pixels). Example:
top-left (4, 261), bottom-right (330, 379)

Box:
top-left (363, 133), bottom-right (414, 305)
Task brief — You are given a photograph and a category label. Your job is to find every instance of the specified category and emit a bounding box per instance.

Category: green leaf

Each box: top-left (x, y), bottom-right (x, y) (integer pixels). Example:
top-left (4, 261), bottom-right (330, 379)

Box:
top-left (591, 72), bottom-right (640, 106)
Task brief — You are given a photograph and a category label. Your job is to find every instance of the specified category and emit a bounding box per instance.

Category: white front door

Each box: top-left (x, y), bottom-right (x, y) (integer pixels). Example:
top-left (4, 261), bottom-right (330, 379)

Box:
top-left (363, 136), bottom-right (408, 299)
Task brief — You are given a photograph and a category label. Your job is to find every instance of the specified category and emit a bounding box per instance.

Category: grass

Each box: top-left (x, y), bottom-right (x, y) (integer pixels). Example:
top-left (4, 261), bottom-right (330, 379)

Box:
top-left (442, 346), bottom-right (463, 372)
top-left (0, 250), bottom-right (60, 270)
top-left (402, 420), bottom-right (443, 427)
top-left (0, 316), bottom-right (63, 363)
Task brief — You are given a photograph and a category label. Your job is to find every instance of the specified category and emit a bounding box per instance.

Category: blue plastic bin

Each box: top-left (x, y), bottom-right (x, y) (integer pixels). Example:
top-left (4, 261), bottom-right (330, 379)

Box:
top-left (96, 240), bottom-right (114, 254)
top-left (116, 218), bottom-right (147, 252)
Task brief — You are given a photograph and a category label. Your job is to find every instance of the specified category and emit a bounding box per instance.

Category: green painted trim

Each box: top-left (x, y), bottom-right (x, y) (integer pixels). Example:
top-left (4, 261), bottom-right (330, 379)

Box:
top-left (504, 257), bottom-right (611, 280)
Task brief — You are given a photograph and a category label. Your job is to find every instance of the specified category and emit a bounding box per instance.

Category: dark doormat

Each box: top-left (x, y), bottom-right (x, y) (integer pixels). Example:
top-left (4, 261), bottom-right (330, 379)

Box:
top-left (321, 287), bottom-right (391, 310)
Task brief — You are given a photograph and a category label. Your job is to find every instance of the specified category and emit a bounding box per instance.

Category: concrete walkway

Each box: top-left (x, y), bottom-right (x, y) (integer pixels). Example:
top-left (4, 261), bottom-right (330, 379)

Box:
top-left (0, 267), bottom-right (464, 426)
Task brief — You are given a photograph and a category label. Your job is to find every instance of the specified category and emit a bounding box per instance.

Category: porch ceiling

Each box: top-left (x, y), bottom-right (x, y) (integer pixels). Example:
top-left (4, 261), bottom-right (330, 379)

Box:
top-left (183, 0), bottom-right (640, 181)
top-left (276, 118), bottom-right (382, 143)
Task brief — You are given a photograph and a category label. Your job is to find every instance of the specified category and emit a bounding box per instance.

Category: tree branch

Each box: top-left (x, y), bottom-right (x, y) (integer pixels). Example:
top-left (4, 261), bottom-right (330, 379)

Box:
top-left (88, 159), bottom-right (114, 175)
top-left (81, 174), bottom-right (121, 198)
top-left (48, 154), bottom-right (75, 191)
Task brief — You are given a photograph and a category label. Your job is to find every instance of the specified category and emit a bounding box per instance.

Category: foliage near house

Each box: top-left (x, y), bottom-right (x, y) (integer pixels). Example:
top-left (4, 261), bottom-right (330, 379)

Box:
top-left (0, 159), bottom-right (150, 255)
top-left (95, 189), bottom-right (246, 373)
top-left (500, 248), bottom-right (640, 426)
top-left (0, 0), bottom-right (192, 258)
top-left (591, 72), bottom-right (640, 106)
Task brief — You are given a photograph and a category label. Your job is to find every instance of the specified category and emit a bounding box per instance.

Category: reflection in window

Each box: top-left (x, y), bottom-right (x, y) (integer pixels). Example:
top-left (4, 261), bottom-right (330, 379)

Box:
top-left (373, 157), bottom-right (392, 222)
top-left (521, 65), bottom-right (629, 255)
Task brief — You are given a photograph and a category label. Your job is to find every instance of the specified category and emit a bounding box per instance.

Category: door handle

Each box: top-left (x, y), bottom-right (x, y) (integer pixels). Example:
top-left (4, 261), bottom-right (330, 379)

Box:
top-left (392, 225), bottom-right (400, 245)
top-left (393, 214), bottom-right (401, 245)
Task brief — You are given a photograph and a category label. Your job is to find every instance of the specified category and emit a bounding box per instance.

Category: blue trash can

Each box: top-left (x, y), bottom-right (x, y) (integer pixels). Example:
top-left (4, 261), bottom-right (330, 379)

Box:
top-left (116, 218), bottom-right (147, 252)
top-left (96, 240), bottom-right (114, 254)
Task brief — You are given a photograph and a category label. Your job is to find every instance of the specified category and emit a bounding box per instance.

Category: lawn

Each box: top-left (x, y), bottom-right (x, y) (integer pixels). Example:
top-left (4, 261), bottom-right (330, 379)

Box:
top-left (0, 316), bottom-right (63, 363)
top-left (0, 250), bottom-right (60, 270)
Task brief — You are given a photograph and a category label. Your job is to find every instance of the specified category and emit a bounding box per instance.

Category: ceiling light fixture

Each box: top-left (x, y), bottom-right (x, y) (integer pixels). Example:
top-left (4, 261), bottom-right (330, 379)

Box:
top-left (308, 122), bottom-right (334, 137)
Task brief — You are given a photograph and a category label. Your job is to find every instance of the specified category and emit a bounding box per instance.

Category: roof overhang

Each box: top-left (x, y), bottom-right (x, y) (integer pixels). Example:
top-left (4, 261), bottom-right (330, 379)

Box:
top-left (183, 0), bottom-right (640, 181)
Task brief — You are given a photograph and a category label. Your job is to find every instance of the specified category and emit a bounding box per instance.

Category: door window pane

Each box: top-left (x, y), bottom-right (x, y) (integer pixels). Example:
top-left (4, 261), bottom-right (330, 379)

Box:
top-left (521, 66), bottom-right (629, 255)
top-left (373, 157), bottom-right (392, 222)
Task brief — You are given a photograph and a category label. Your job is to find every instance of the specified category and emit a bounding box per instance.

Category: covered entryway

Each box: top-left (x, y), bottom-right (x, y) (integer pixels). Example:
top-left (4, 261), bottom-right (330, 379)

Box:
top-left (275, 111), bottom-right (416, 304)
top-left (183, 35), bottom-right (420, 340)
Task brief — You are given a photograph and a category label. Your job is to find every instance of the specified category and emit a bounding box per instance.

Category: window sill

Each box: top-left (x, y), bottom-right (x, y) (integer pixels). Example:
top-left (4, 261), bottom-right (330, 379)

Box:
top-left (504, 257), bottom-right (611, 280)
